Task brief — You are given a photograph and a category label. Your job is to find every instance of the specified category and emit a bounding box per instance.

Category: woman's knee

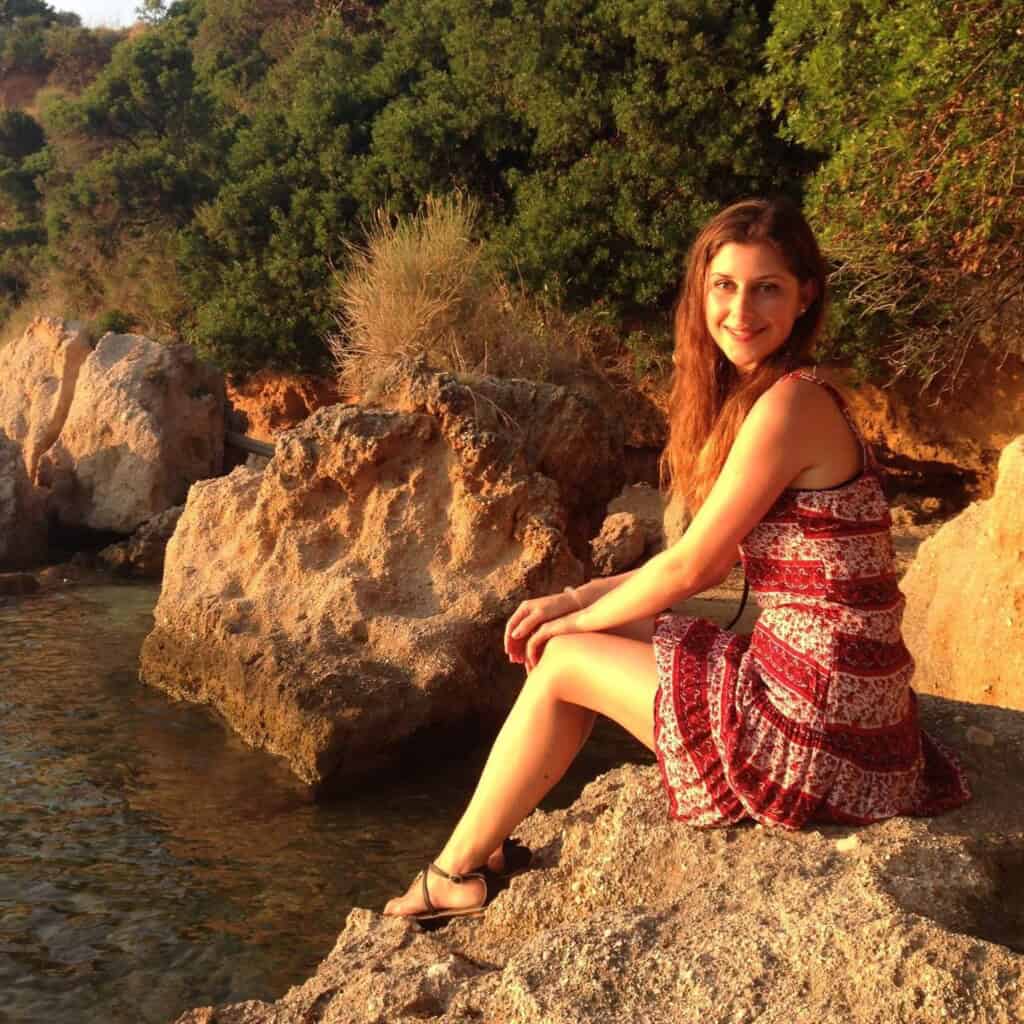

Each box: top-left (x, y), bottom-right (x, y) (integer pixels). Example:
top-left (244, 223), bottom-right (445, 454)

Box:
top-left (523, 634), bottom-right (583, 697)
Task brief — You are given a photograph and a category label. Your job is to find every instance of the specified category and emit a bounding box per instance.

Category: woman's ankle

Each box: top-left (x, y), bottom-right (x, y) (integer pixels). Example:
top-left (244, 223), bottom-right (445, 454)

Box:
top-left (434, 844), bottom-right (484, 877)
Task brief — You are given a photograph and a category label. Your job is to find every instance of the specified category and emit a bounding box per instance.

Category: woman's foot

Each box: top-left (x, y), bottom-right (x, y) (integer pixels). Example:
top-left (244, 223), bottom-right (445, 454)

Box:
top-left (383, 863), bottom-right (487, 919)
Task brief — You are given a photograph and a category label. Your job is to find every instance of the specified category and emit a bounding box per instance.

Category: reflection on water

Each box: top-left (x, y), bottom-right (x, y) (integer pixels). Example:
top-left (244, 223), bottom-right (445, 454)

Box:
top-left (0, 583), bottom-right (651, 1024)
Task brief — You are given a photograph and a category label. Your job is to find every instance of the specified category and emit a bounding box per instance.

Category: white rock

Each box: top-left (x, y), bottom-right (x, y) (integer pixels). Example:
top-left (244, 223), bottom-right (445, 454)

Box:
top-left (0, 316), bottom-right (90, 480)
top-left (36, 334), bottom-right (224, 533)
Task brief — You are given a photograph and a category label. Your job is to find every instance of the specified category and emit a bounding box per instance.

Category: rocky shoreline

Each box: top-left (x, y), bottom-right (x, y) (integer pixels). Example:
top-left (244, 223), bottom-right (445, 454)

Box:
top-left (1, 317), bottom-right (1021, 1022)
top-left (174, 696), bottom-right (1024, 1024)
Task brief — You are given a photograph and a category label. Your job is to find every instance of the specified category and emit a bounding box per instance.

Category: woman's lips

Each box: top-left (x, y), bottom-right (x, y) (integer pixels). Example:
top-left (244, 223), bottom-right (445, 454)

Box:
top-left (726, 326), bottom-right (764, 343)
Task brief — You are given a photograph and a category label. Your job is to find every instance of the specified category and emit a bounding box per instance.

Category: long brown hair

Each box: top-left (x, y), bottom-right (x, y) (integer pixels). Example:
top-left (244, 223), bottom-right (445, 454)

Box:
top-left (661, 198), bottom-right (828, 512)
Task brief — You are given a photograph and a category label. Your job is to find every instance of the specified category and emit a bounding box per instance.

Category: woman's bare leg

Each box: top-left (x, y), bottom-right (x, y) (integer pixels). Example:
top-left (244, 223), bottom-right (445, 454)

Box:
top-left (480, 616), bottom-right (655, 871)
top-left (384, 629), bottom-right (659, 916)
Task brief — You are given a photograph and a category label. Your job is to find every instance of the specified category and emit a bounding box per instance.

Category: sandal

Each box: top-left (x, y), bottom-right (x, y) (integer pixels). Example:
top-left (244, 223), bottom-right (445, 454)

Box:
top-left (411, 862), bottom-right (490, 925)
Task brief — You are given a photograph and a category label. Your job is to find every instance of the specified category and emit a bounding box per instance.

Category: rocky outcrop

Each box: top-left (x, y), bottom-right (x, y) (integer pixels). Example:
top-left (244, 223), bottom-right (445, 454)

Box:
top-left (226, 371), bottom-right (343, 441)
top-left (0, 428), bottom-right (46, 570)
top-left (828, 352), bottom-right (1024, 502)
top-left (97, 505), bottom-right (184, 578)
top-left (140, 370), bottom-right (625, 789)
top-left (902, 436), bottom-right (1024, 711)
top-left (590, 512), bottom-right (645, 575)
top-left (174, 696), bottom-right (1024, 1024)
top-left (0, 315), bottom-right (90, 480)
top-left (609, 482), bottom-right (667, 551)
top-left (37, 334), bottom-right (225, 534)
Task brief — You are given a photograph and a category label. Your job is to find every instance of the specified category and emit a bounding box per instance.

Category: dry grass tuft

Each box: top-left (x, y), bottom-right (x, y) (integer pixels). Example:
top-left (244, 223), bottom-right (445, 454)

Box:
top-left (329, 193), bottom-right (604, 401)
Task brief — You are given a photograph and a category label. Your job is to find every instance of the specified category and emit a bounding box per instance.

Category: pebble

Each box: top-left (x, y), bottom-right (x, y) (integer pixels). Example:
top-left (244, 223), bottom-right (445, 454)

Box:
top-left (966, 726), bottom-right (995, 747)
top-left (835, 835), bottom-right (860, 853)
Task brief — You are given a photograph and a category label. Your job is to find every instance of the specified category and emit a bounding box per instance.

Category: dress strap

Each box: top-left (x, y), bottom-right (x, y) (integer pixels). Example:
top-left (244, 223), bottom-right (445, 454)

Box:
top-left (784, 368), bottom-right (876, 472)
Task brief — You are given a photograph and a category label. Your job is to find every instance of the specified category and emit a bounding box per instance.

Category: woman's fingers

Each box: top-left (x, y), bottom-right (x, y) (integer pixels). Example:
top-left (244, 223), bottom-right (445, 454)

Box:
top-left (525, 622), bottom-right (551, 672)
top-left (504, 603), bottom-right (532, 654)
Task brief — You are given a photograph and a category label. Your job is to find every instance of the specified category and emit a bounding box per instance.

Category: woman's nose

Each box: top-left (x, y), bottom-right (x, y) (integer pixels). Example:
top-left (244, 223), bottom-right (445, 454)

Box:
top-left (733, 286), bottom-right (756, 319)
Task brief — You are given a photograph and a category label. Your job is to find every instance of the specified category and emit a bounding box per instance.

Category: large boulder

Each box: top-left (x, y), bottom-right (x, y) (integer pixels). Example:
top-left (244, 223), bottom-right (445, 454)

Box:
top-left (0, 428), bottom-right (45, 570)
top-left (174, 697), bottom-right (1024, 1024)
top-left (902, 436), bottom-right (1024, 711)
top-left (37, 334), bottom-right (225, 534)
top-left (0, 315), bottom-right (90, 480)
top-left (140, 370), bottom-right (624, 789)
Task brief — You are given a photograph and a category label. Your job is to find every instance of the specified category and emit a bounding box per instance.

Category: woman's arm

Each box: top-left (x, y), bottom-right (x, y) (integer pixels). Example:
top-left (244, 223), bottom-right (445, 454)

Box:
top-left (520, 378), bottom-right (826, 662)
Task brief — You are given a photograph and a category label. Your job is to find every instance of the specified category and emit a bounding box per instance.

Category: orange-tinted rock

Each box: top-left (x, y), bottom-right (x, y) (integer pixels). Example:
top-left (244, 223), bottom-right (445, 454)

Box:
top-left (902, 436), bottom-right (1024, 710)
top-left (97, 505), bottom-right (184, 578)
top-left (173, 698), bottom-right (1024, 1024)
top-left (826, 353), bottom-right (1024, 502)
top-left (226, 371), bottom-right (342, 442)
top-left (590, 512), bottom-right (645, 575)
top-left (140, 369), bottom-right (624, 788)
top-left (0, 316), bottom-right (90, 481)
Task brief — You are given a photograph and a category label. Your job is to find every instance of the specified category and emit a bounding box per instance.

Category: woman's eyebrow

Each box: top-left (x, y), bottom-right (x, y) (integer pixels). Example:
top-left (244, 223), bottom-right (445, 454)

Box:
top-left (709, 272), bottom-right (786, 281)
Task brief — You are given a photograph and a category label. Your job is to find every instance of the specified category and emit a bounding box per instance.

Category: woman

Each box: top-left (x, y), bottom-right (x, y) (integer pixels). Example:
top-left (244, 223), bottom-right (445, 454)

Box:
top-left (384, 197), bottom-right (970, 922)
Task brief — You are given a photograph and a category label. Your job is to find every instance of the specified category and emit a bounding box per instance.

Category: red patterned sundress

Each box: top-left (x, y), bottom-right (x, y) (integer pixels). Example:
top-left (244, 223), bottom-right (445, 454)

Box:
top-left (652, 370), bottom-right (971, 829)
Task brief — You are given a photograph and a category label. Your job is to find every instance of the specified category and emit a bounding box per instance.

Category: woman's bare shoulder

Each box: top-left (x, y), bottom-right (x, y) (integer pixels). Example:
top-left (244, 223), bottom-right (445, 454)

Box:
top-left (749, 373), bottom-right (839, 431)
top-left (755, 375), bottom-right (862, 486)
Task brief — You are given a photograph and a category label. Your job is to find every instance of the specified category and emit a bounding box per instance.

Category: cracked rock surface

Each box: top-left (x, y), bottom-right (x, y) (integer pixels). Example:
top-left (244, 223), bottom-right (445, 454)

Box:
top-left (174, 697), bottom-right (1023, 1024)
top-left (141, 369), bottom-right (625, 789)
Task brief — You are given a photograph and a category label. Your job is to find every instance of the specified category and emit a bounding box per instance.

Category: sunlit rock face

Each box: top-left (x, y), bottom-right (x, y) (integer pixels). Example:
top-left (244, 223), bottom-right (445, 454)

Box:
top-left (902, 435), bottom-right (1024, 711)
top-left (140, 368), bottom-right (625, 789)
top-left (173, 697), bottom-right (1022, 1024)
top-left (0, 316), bottom-right (91, 482)
top-left (37, 333), bottom-right (225, 534)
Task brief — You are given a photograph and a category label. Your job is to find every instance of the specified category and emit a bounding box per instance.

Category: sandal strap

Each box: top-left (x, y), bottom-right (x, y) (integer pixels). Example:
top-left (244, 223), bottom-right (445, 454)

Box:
top-left (421, 862), bottom-right (487, 915)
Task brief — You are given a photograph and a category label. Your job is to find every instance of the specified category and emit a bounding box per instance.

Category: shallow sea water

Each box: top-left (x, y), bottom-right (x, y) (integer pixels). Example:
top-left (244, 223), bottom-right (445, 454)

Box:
top-left (0, 583), bottom-right (652, 1024)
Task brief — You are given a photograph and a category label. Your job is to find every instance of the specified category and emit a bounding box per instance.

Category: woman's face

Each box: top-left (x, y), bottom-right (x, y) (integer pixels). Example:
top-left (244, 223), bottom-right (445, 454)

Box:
top-left (704, 241), bottom-right (813, 373)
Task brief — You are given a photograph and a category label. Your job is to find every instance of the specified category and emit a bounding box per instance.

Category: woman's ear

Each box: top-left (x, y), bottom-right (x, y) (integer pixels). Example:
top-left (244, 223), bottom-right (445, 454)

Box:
top-left (799, 280), bottom-right (818, 311)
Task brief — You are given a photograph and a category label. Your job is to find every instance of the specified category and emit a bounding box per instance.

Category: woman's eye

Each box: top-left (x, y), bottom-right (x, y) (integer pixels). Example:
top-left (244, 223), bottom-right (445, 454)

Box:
top-left (758, 283), bottom-right (779, 294)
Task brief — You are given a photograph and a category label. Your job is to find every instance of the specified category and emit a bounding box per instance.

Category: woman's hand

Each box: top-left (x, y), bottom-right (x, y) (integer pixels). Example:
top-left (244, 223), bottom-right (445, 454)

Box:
top-left (504, 591), bottom-right (581, 668)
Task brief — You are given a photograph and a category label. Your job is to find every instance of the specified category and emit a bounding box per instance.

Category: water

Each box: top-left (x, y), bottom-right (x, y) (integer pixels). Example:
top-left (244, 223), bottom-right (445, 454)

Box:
top-left (0, 583), bottom-right (651, 1024)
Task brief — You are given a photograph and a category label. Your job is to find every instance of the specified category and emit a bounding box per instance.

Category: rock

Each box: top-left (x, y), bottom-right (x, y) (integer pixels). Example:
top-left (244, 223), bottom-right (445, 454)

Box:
top-left (389, 368), bottom-right (625, 534)
top-left (0, 572), bottom-right (39, 596)
top-left (828, 352), bottom-right (1024, 502)
top-left (0, 316), bottom-right (90, 481)
top-left (140, 369), bottom-right (622, 789)
top-left (173, 697), bottom-right (1024, 1024)
top-left (0, 428), bottom-right (46, 570)
top-left (966, 726), bottom-right (996, 748)
top-left (36, 334), bottom-right (225, 534)
top-left (226, 370), bottom-right (343, 442)
top-left (607, 482), bottom-right (667, 554)
top-left (590, 512), bottom-right (646, 575)
top-left (902, 436), bottom-right (1024, 711)
top-left (97, 505), bottom-right (184, 578)
top-left (663, 490), bottom-right (691, 548)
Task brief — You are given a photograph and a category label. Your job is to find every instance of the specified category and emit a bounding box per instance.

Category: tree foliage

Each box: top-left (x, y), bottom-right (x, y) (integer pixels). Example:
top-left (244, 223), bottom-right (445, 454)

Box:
top-left (0, 0), bottom-right (1017, 384)
top-left (764, 0), bottom-right (1024, 385)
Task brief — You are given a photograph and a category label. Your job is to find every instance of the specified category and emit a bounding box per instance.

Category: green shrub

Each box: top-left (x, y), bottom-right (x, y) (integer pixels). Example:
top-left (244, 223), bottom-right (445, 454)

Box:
top-left (93, 308), bottom-right (133, 335)
top-left (764, 0), bottom-right (1024, 387)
